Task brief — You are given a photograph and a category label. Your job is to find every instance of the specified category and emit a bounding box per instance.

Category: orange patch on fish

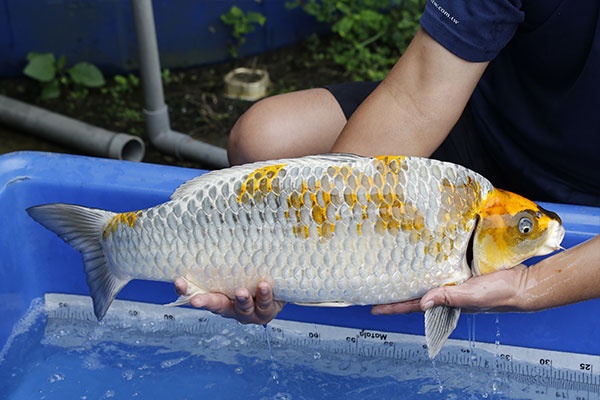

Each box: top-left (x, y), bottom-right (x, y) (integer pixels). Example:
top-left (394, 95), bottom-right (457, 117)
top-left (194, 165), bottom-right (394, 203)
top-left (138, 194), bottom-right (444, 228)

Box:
top-left (284, 155), bottom-right (432, 240)
top-left (235, 156), bottom-right (488, 244)
top-left (103, 211), bottom-right (140, 239)
top-left (480, 188), bottom-right (530, 214)
top-left (237, 164), bottom-right (286, 203)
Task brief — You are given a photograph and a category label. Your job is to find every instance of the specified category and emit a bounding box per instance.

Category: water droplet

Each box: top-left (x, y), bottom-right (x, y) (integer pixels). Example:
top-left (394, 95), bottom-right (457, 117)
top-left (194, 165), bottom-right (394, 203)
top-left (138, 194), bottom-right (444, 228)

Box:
top-left (121, 370), bottom-right (134, 381)
top-left (431, 359), bottom-right (443, 393)
top-left (160, 357), bottom-right (186, 369)
top-left (104, 389), bottom-right (115, 398)
top-left (273, 392), bottom-right (292, 400)
top-left (271, 370), bottom-right (279, 382)
top-left (313, 352), bottom-right (321, 360)
top-left (48, 372), bottom-right (65, 383)
top-left (234, 367), bottom-right (244, 375)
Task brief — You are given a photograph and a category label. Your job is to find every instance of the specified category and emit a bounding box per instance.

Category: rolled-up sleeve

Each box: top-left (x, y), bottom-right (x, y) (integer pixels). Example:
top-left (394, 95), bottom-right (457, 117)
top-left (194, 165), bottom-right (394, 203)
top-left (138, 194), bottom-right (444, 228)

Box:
top-left (420, 0), bottom-right (524, 62)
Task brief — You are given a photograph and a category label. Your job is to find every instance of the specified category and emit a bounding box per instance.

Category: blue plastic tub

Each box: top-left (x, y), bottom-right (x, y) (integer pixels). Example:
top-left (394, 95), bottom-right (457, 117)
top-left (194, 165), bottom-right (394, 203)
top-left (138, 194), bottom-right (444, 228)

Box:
top-left (1, 151), bottom-right (600, 398)
top-left (0, 0), bottom-right (326, 77)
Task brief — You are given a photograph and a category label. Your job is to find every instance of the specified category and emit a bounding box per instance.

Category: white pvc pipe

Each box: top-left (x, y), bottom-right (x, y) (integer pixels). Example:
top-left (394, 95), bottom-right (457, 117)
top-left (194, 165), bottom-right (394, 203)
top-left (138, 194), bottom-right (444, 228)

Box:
top-left (131, 0), bottom-right (229, 168)
top-left (0, 95), bottom-right (145, 161)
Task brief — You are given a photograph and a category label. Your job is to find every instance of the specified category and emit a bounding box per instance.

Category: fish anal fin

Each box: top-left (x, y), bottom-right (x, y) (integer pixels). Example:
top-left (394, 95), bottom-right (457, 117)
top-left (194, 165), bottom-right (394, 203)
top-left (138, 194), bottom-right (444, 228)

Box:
top-left (424, 305), bottom-right (461, 359)
top-left (165, 277), bottom-right (209, 307)
top-left (293, 301), bottom-right (353, 307)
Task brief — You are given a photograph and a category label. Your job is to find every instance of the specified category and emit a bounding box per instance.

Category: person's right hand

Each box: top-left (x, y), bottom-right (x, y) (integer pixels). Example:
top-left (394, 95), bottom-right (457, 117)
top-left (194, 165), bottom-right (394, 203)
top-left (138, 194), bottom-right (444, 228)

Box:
top-left (174, 278), bottom-right (285, 325)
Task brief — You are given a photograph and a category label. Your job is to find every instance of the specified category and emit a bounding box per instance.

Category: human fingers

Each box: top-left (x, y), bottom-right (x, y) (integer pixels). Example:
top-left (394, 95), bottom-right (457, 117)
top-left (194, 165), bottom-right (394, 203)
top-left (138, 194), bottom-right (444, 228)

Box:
top-left (370, 266), bottom-right (526, 315)
top-left (229, 284), bottom-right (285, 324)
top-left (253, 282), bottom-right (285, 323)
top-left (174, 277), bottom-right (238, 317)
top-left (190, 291), bottom-right (238, 317)
top-left (174, 277), bottom-right (188, 296)
top-left (184, 282), bottom-right (285, 325)
top-left (419, 267), bottom-right (525, 313)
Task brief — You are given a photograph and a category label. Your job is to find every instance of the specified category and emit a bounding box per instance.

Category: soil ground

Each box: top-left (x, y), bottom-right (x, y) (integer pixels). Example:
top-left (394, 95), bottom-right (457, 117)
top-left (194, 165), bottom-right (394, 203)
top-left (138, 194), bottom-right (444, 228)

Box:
top-left (0, 39), bottom-right (351, 169)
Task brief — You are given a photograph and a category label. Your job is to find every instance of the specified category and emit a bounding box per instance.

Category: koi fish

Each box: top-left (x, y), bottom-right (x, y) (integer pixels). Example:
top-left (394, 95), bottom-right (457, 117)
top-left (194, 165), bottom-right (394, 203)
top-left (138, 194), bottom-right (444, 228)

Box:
top-left (27, 154), bottom-right (564, 358)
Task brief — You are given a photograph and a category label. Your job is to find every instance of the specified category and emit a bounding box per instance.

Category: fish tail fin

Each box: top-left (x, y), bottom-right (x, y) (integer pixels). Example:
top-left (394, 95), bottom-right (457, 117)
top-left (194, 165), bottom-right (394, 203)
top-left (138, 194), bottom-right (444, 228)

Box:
top-left (27, 203), bottom-right (129, 321)
top-left (424, 305), bottom-right (461, 359)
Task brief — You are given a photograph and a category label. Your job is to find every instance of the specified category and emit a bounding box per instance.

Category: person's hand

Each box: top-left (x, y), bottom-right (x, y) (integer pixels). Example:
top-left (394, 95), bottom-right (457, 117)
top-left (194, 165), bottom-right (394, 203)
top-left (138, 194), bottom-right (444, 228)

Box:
top-left (174, 278), bottom-right (285, 324)
top-left (371, 265), bottom-right (527, 315)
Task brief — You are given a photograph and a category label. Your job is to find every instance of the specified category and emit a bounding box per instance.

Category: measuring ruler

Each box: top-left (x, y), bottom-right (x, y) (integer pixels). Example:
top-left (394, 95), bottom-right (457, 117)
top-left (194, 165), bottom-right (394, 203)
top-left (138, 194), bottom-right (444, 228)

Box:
top-left (44, 293), bottom-right (600, 399)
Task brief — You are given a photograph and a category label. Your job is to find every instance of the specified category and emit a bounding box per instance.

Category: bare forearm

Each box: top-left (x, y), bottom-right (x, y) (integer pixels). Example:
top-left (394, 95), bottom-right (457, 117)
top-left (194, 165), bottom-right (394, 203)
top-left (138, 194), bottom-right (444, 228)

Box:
top-left (516, 235), bottom-right (600, 311)
top-left (331, 28), bottom-right (488, 157)
top-left (373, 235), bottom-right (600, 315)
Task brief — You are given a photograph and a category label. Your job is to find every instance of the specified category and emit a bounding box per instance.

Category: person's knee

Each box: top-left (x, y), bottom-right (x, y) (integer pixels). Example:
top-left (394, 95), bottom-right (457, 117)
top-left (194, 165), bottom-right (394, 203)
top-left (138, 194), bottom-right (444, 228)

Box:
top-left (227, 89), bottom-right (346, 165)
top-left (227, 99), bottom-right (282, 165)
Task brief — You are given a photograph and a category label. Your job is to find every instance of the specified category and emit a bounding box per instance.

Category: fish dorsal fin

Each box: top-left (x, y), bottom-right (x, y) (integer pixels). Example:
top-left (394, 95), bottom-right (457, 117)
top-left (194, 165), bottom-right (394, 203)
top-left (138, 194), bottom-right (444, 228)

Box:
top-left (170, 153), bottom-right (367, 201)
top-left (424, 305), bottom-right (461, 359)
top-left (170, 174), bottom-right (214, 200)
top-left (170, 162), bottom-right (265, 200)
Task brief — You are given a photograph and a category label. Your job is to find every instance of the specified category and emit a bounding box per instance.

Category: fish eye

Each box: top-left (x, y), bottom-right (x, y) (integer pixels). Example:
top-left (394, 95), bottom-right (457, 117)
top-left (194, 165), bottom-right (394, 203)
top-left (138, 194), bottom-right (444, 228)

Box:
top-left (519, 217), bottom-right (534, 235)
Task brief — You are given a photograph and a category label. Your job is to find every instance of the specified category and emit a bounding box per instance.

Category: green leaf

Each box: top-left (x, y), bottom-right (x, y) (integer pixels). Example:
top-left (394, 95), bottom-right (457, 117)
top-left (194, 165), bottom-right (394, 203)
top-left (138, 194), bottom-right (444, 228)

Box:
top-left (56, 55), bottom-right (66, 71)
top-left (68, 62), bottom-right (105, 88)
top-left (23, 53), bottom-right (56, 82)
top-left (220, 6), bottom-right (243, 25)
top-left (40, 80), bottom-right (61, 100)
top-left (246, 11), bottom-right (266, 26)
top-left (332, 16), bottom-right (353, 37)
top-left (114, 74), bottom-right (128, 86)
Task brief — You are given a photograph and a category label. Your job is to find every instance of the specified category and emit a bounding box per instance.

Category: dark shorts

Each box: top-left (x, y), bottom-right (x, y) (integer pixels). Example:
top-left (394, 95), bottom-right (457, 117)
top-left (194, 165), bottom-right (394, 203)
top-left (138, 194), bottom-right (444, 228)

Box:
top-left (324, 81), bottom-right (498, 185)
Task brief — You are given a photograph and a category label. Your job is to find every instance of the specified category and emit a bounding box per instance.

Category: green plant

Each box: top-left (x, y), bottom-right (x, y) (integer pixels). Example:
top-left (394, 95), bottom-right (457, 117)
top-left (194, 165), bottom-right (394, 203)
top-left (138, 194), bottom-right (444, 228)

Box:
top-left (161, 69), bottom-right (172, 86)
top-left (288, 0), bottom-right (425, 80)
top-left (23, 52), bottom-right (105, 100)
top-left (101, 73), bottom-right (139, 98)
top-left (100, 74), bottom-right (143, 126)
top-left (220, 6), bottom-right (266, 57)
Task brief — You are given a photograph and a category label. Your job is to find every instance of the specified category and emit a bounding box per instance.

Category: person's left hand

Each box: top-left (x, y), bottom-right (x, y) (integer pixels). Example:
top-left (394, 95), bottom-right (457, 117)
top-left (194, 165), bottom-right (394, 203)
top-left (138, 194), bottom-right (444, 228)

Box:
top-left (174, 278), bottom-right (285, 325)
top-left (370, 265), bottom-right (527, 315)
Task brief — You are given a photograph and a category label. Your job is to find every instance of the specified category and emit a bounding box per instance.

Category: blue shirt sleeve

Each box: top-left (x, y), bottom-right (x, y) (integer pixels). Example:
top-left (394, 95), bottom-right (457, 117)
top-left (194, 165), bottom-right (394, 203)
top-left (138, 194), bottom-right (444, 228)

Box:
top-left (419, 0), bottom-right (525, 62)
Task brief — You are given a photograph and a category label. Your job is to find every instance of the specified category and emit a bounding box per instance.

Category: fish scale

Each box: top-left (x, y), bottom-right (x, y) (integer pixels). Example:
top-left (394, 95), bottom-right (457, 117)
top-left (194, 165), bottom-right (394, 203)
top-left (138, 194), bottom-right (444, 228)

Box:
top-left (101, 155), bottom-right (491, 304)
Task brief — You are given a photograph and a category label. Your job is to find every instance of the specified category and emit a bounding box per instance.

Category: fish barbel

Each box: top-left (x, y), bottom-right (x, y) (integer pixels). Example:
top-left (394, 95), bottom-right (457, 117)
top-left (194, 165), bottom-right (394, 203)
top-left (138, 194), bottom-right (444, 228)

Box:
top-left (28, 154), bottom-right (565, 357)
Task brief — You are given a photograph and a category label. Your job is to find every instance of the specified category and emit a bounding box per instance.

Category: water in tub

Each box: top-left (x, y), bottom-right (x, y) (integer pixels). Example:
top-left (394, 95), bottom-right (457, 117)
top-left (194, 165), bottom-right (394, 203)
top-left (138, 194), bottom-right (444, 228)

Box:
top-left (1, 294), bottom-right (599, 400)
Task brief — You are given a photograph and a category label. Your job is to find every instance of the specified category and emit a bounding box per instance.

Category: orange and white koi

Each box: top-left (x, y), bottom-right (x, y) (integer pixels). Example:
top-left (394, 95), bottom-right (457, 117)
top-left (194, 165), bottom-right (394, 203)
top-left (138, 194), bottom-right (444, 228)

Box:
top-left (27, 154), bottom-right (564, 357)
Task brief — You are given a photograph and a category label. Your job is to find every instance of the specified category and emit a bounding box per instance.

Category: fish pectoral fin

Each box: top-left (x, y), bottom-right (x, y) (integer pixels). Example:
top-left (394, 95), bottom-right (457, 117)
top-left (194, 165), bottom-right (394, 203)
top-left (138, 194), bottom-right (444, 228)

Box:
top-left (424, 305), bottom-right (461, 359)
top-left (293, 301), bottom-right (353, 307)
top-left (164, 277), bottom-right (209, 307)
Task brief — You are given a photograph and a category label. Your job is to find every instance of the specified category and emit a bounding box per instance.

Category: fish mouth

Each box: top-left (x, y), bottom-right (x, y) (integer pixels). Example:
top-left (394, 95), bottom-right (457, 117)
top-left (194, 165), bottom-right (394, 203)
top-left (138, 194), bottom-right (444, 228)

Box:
top-left (539, 220), bottom-right (565, 255)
